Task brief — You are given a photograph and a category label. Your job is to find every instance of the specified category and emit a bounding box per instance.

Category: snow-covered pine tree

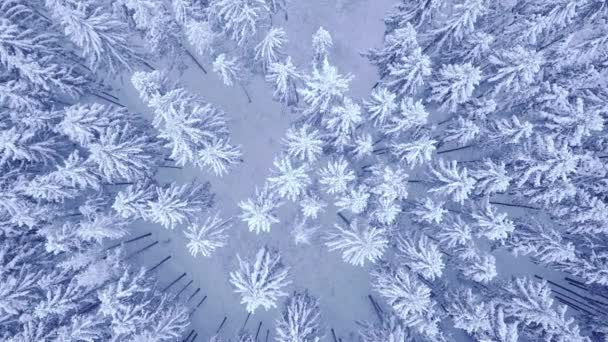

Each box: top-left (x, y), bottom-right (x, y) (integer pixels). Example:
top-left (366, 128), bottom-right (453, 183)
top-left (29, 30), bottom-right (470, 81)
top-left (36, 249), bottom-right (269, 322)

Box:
top-left (184, 212), bottom-right (232, 258)
top-left (282, 123), bottom-right (323, 163)
top-left (429, 63), bottom-right (481, 112)
top-left (384, 47), bottom-right (431, 97)
top-left (208, 0), bottom-right (270, 47)
top-left (299, 57), bottom-right (353, 118)
top-left (266, 56), bottom-right (302, 106)
top-left (267, 156), bottom-right (311, 201)
top-left (471, 200), bottom-right (515, 241)
top-left (275, 291), bottom-right (323, 342)
top-left (358, 313), bottom-right (413, 342)
top-left (229, 246), bottom-right (291, 313)
top-left (213, 53), bottom-right (243, 87)
top-left (254, 27), bottom-right (287, 72)
top-left (501, 277), bottom-right (587, 341)
top-left (318, 157), bottom-right (356, 195)
top-left (45, 0), bottom-right (143, 72)
top-left (239, 183), bottom-right (283, 234)
top-left (85, 123), bottom-right (159, 183)
top-left (363, 87), bottom-right (398, 127)
top-left (147, 180), bottom-right (215, 229)
top-left (311, 26), bottom-right (333, 65)
top-left (390, 133), bottom-right (437, 168)
top-left (132, 70), bottom-right (241, 175)
top-left (395, 234), bottom-right (444, 281)
top-left (428, 159), bottom-right (476, 204)
top-left (117, 0), bottom-right (185, 64)
top-left (371, 262), bottom-right (434, 324)
top-left (325, 219), bottom-right (389, 267)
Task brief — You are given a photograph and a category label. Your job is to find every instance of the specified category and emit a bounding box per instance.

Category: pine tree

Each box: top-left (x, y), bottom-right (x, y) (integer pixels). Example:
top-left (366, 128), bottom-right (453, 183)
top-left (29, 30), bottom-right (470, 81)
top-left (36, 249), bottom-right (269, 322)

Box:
top-left (299, 58), bottom-right (353, 117)
top-left (384, 98), bottom-right (429, 135)
top-left (384, 47), bottom-right (431, 97)
top-left (209, 0), bottom-right (270, 46)
top-left (363, 87), bottom-right (398, 127)
top-left (282, 124), bottom-right (323, 163)
top-left (147, 180), bottom-right (214, 229)
top-left (212, 53), bottom-right (243, 87)
top-left (266, 56), bottom-right (301, 106)
top-left (409, 197), bottom-right (448, 225)
top-left (430, 63), bottom-right (481, 112)
top-left (324, 97), bottom-right (363, 137)
top-left (428, 0), bottom-right (487, 50)
top-left (112, 182), bottom-right (156, 220)
top-left (254, 27), bottom-right (287, 72)
top-left (318, 157), bottom-right (356, 195)
top-left (185, 19), bottom-right (216, 57)
top-left (460, 253), bottom-right (497, 284)
top-left (311, 27), bottom-right (333, 64)
top-left (229, 246), bottom-right (291, 313)
top-left (470, 159), bottom-right (511, 196)
top-left (488, 46), bottom-right (544, 95)
top-left (358, 313), bottom-right (413, 342)
top-left (371, 263), bottom-right (432, 322)
top-left (267, 156), bottom-right (311, 201)
top-left (275, 291), bottom-right (323, 342)
top-left (335, 184), bottom-right (370, 214)
top-left (198, 138), bottom-right (243, 177)
top-left (239, 183), bottom-right (283, 234)
top-left (368, 164), bottom-right (409, 201)
top-left (57, 103), bottom-right (127, 146)
top-left (471, 200), bottom-right (515, 241)
top-left (131, 70), bottom-right (239, 174)
top-left (184, 213), bottom-right (231, 258)
top-left (502, 277), bottom-right (587, 341)
top-left (325, 219), bottom-right (388, 267)
top-left (86, 123), bottom-right (158, 183)
top-left (428, 159), bottom-right (476, 204)
top-left (366, 23), bottom-right (419, 78)
top-left (46, 1), bottom-right (142, 72)
top-left (299, 191), bottom-right (326, 220)
top-left (395, 234), bottom-right (444, 281)
top-left (390, 134), bottom-right (437, 168)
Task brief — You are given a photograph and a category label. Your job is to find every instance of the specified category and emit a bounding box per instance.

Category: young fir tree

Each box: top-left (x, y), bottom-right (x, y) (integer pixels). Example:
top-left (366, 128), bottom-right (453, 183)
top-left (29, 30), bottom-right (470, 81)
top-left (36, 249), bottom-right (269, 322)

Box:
top-left (325, 219), bottom-right (389, 267)
top-left (275, 291), bottom-right (324, 342)
top-left (229, 246), bottom-right (291, 313)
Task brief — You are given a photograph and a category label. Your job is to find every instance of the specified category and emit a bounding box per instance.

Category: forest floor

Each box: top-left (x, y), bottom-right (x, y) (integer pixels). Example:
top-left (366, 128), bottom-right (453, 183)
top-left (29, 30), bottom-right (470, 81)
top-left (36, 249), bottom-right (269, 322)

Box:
top-left (109, 1), bottom-right (555, 341)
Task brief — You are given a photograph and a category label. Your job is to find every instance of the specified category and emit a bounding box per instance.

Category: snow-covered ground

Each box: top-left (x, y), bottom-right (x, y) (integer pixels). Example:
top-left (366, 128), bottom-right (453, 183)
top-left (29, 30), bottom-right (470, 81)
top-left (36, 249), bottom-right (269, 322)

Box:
top-left (115, 1), bottom-right (400, 340)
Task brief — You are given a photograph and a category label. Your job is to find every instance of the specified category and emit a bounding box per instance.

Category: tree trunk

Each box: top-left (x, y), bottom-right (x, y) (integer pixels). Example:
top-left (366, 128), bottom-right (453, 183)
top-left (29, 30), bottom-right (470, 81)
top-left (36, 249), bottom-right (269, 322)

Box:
top-left (216, 316), bottom-right (228, 333)
top-left (331, 328), bottom-right (339, 342)
top-left (255, 321), bottom-right (263, 340)
top-left (189, 295), bottom-right (207, 317)
top-left (187, 287), bottom-right (201, 303)
top-left (240, 83), bottom-right (253, 103)
top-left (368, 294), bottom-right (383, 321)
top-left (184, 48), bottom-right (208, 74)
top-left (182, 330), bottom-right (194, 342)
top-left (147, 255), bottom-right (171, 273)
top-left (337, 212), bottom-right (350, 225)
top-left (436, 144), bottom-right (476, 155)
top-left (489, 201), bottom-right (540, 210)
top-left (175, 280), bottom-right (194, 300)
top-left (265, 329), bottom-right (270, 342)
top-left (91, 92), bottom-right (125, 107)
top-left (106, 232), bottom-right (152, 251)
top-left (242, 312), bottom-right (251, 330)
top-left (162, 273), bottom-right (186, 292)
top-left (126, 241), bottom-right (159, 259)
